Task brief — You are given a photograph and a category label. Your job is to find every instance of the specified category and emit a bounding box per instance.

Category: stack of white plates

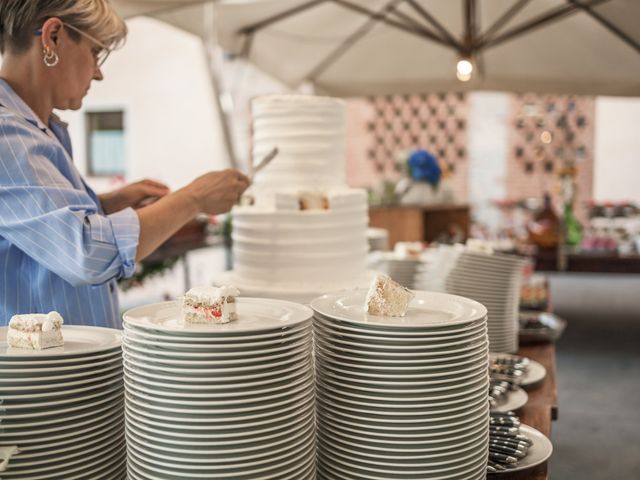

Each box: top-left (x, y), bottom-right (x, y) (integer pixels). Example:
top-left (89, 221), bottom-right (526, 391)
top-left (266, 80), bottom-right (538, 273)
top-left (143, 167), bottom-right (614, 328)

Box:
top-left (366, 228), bottom-right (390, 252)
top-left (0, 326), bottom-right (125, 479)
top-left (122, 298), bottom-right (316, 480)
top-left (445, 251), bottom-right (526, 353)
top-left (414, 245), bottom-right (463, 292)
top-left (311, 290), bottom-right (490, 480)
top-left (374, 252), bottom-right (424, 289)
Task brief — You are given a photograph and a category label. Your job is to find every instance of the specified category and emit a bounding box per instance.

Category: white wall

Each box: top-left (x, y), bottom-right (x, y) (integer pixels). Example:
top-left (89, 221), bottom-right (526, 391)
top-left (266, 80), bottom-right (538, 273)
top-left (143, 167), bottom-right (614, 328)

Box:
top-left (63, 17), bottom-right (229, 193)
top-left (593, 96), bottom-right (640, 204)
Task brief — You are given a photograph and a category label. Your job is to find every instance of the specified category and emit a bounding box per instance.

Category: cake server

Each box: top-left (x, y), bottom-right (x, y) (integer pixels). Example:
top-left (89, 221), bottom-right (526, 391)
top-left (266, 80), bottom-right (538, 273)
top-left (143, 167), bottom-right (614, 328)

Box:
top-left (251, 146), bottom-right (278, 180)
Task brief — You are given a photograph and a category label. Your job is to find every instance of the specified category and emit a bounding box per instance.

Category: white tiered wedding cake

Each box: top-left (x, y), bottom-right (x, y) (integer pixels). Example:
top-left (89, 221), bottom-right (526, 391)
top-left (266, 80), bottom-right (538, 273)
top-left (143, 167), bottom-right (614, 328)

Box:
top-left (218, 95), bottom-right (373, 303)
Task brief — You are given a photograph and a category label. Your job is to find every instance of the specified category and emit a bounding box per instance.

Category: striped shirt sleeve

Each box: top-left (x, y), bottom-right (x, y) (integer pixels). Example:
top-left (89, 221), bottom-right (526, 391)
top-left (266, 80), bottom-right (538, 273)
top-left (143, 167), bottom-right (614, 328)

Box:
top-left (0, 118), bottom-right (140, 287)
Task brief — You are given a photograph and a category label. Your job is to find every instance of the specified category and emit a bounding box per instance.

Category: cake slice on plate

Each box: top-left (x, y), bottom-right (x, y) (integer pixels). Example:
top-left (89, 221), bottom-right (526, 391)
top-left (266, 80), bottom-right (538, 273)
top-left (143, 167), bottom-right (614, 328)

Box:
top-left (182, 286), bottom-right (240, 324)
top-left (365, 274), bottom-right (414, 317)
top-left (7, 312), bottom-right (64, 349)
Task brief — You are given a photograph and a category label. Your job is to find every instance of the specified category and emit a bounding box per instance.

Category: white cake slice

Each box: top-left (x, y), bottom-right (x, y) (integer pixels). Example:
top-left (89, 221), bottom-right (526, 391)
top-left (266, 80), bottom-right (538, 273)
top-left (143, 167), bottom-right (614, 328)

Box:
top-left (182, 286), bottom-right (240, 324)
top-left (365, 274), bottom-right (415, 317)
top-left (7, 312), bottom-right (64, 350)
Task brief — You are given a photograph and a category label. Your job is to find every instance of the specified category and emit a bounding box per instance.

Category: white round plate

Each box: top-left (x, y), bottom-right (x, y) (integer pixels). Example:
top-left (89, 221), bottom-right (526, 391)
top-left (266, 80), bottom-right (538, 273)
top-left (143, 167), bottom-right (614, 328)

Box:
top-left (126, 424), bottom-right (314, 469)
top-left (124, 386), bottom-right (313, 416)
top-left (318, 443), bottom-right (488, 476)
top-left (311, 290), bottom-right (486, 328)
top-left (315, 341), bottom-right (488, 367)
top-left (123, 319), bottom-right (311, 343)
top-left (123, 356), bottom-right (310, 387)
top-left (122, 424), bottom-right (315, 465)
top-left (122, 349), bottom-right (310, 375)
top-left (317, 375), bottom-right (489, 406)
top-left (126, 417), bottom-right (314, 453)
top-left (1, 384), bottom-right (122, 416)
top-left (314, 315), bottom-right (486, 340)
top-left (125, 402), bottom-right (312, 439)
top-left (0, 326), bottom-right (122, 359)
top-left (124, 358), bottom-right (311, 392)
top-left (318, 425), bottom-right (488, 461)
top-left (2, 399), bottom-right (122, 431)
top-left (491, 386), bottom-right (528, 413)
top-left (314, 312), bottom-right (487, 337)
top-left (0, 367), bottom-right (122, 393)
top-left (122, 333), bottom-right (311, 359)
top-left (316, 355), bottom-right (488, 383)
top-left (0, 361), bottom-right (122, 387)
top-left (0, 413), bottom-right (122, 446)
top-left (318, 399), bottom-right (489, 434)
top-left (1, 442), bottom-right (124, 478)
top-left (317, 345), bottom-right (488, 371)
top-left (0, 374), bottom-right (121, 401)
top-left (6, 425), bottom-right (123, 466)
top-left (125, 375), bottom-right (313, 407)
top-left (314, 321), bottom-right (487, 349)
top-left (488, 424), bottom-right (552, 474)
top-left (0, 347), bottom-right (122, 372)
top-left (315, 334), bottom-right (487, 359)
top-left (124, 369), bottom-right (312, 401)
top-left (319, 458), bottom-right (487, 480)
top-left (2, 387), bottom-right (123, 421)
top-left (123, 326), bottom-right (310, 351)
top-left (124, 390), bottom-right (314, 426)
top-left (122, 340), bottom-right (310, 367)
top-left (319, 396), bottom-right (489, 436)
top-left (0, 403), bottom-right (123, 437)
top-left (123, 299), bottom-right (312, 334)
top-left (0, 351), bottom-right (121, 372)
top-left (317, 361), bottom-right (488, 393)
top-left (127, 440), bottom-right (313, 479)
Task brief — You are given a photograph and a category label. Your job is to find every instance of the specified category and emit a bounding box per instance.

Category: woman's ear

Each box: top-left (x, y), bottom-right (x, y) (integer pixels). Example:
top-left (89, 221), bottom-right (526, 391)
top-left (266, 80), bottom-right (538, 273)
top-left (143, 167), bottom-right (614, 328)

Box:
top-left (40, 17), bottom-right (64, 49)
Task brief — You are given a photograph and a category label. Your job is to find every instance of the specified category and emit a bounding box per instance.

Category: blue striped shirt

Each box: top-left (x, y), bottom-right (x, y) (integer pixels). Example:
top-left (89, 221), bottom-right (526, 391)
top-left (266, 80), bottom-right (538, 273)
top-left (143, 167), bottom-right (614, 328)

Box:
top-left (0, 79), bottom-right (139, 328)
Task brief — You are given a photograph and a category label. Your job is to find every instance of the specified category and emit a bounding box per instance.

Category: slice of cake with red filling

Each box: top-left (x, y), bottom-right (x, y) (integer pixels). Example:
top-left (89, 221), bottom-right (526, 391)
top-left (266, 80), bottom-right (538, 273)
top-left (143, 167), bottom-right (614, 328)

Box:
top-left (182, 286), bottom-right (240, 324)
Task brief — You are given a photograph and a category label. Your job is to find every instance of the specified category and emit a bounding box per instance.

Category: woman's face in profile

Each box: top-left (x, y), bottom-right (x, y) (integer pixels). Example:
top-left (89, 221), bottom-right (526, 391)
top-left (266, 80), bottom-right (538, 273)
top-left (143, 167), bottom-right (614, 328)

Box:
top-left (49, 23), bottom-right (104, 111)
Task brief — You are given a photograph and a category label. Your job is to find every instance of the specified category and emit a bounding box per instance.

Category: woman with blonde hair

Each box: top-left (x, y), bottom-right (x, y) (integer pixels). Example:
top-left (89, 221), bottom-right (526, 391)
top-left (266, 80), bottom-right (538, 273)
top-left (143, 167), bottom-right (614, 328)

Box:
top-left (0, 0), bottom-right (250, 328)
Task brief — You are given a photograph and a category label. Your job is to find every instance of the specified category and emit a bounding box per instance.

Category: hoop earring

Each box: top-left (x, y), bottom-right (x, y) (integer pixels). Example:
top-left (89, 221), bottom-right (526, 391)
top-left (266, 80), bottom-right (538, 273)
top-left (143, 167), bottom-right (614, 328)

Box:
top-left (43, 47), bottom-right (59, 67)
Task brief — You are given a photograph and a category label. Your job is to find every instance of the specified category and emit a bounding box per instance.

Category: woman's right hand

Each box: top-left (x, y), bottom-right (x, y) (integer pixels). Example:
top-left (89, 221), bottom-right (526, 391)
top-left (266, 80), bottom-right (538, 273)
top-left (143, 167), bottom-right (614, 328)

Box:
top-left (186, 169), bottom-right (250, 215)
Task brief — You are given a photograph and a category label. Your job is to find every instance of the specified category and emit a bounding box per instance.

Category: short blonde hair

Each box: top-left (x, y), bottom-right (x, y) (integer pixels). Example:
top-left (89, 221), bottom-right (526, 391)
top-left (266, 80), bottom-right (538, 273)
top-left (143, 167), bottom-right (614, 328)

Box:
top-left (0, 0), bottom-right (127, 55)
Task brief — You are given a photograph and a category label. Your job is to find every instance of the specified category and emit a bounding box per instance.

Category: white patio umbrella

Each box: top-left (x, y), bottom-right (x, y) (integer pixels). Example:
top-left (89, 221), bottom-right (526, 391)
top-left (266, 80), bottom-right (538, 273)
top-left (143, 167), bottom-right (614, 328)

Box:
top-left (117, 0), bottom-right (640, 97)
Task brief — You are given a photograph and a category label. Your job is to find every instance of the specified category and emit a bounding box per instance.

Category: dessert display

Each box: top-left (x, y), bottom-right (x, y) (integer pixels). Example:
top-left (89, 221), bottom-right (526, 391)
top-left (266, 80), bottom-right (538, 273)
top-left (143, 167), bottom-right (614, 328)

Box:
top-left (182, 285), bottom-right (239, 324)
top-left (219, 94), bottom-right (373, 302)
top-left (365, 274), bottom-right (414, 317)
top-left (6, 311), bottom-right (64, 350)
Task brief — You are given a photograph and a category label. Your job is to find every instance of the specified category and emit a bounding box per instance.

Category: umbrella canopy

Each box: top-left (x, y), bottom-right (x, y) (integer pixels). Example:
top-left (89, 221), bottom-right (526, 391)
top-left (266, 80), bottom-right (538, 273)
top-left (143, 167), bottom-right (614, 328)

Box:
top-left (192, 0), bottom-right (639, 96)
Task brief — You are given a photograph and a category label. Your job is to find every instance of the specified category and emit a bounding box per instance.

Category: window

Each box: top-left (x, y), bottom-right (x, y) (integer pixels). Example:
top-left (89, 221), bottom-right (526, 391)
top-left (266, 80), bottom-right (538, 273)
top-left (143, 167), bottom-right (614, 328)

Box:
top-left (85, 111), bottom-right (126, 176)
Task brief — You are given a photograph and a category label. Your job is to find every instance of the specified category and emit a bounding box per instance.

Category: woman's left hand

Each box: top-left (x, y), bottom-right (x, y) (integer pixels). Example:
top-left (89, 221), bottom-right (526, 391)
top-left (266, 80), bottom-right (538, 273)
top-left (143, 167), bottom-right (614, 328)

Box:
top-left (99, 179), bottom-right (170, 214)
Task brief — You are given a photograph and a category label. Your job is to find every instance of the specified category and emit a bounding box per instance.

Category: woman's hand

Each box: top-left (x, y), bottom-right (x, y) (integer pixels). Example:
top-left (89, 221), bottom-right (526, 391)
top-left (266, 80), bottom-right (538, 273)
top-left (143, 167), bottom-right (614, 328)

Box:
top-left (184, 169), bottom-right (250, 215)
top-left (99, 179), bottom-right (170, 214)
top-left (134, 169), bottom-right (250, 262)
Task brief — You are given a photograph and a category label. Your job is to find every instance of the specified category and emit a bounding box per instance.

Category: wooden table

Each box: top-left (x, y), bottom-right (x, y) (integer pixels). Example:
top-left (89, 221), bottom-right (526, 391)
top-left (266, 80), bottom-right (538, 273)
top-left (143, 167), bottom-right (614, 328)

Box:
top-left (368, 205), bottom-right (470, 247)
top-left (494, 342), bottom-right (558, 480)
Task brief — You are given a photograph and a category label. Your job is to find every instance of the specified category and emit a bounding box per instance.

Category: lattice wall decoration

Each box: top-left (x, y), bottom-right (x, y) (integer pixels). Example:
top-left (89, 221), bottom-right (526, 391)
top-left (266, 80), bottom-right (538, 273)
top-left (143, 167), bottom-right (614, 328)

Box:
top-left (362, 93), bottom-right (469, 202)
top-left (507, 94), bottom-right (595, 222)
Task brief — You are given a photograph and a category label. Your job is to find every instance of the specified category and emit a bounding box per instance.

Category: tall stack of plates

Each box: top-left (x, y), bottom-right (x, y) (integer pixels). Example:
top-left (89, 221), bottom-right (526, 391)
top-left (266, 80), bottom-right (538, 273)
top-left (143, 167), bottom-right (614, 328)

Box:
top-left (366, 228), bottom-right (390, 252)
top-left (445, 251), bottom-right (526, 353)
top-left (122, 298), bottom-right (315, 480)
top-left (414, 245), bottom-right (463, 292)
top-left (373, 252), bottom-right (424, 289)
top-left (311, 290), bottom-right (490, 480)
top-left (0, 326), bottom-right (125, 479)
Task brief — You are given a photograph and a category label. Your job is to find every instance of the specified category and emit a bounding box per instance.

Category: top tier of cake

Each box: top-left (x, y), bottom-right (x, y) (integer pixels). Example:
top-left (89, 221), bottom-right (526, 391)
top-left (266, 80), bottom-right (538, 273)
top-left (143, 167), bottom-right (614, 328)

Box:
top-left (251, 95), bottom-right (346, 190)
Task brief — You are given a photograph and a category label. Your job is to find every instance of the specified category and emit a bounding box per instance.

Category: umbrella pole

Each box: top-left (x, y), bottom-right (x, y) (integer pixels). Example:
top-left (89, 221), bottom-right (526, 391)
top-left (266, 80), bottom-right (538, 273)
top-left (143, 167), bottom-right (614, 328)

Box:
top-left (202, 2), bottom-right (238, 170)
